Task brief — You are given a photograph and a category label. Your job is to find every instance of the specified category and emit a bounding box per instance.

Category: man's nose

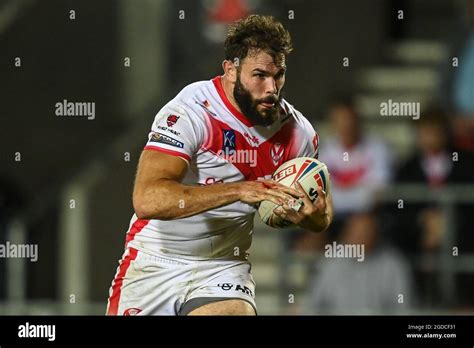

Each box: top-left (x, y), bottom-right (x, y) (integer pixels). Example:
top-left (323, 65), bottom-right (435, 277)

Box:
top-left (265, 77), bottom-right (277, 95)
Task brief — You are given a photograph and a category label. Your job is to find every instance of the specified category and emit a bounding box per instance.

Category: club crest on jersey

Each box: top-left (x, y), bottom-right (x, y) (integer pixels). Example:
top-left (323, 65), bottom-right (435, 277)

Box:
top-left (166, 114), bottom-right (179, 127)
top-left (222, 129), bottom-right (236, 152)
top-left (244, 132), bottom-right (260, 146)
top-left (270, 142), bottom-right (284, 166)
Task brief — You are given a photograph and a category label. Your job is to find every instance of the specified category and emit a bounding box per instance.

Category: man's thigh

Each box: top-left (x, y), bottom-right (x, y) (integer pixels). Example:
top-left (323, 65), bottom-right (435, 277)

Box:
top-left (180, 260), bottom-right (257, 315)
top-left (107, 248), bottom-right (190, 315)
top-left (187, 299), bottom-right (256, 315)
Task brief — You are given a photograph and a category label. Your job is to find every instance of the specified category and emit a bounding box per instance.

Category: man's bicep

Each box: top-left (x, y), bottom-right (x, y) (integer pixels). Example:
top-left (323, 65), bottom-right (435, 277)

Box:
top-left (135, 149), bottom-right (188, 187)
top-left (132, 149), bottom-right (188, 219)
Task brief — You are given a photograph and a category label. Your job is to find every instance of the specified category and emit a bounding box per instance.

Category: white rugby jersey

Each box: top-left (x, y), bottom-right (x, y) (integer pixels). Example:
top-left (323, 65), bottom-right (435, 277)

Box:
top-left (126, 76), bottom-right (319, 260)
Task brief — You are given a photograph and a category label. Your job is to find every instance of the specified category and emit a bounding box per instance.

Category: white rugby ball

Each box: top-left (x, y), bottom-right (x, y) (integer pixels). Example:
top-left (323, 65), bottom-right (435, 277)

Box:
top-left (258, 157), bottom-right (330, 228)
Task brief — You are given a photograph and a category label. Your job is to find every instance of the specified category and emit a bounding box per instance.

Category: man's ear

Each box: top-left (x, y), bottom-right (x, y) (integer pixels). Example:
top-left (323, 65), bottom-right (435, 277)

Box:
top-left (222, 59), bottom-right (237, 83)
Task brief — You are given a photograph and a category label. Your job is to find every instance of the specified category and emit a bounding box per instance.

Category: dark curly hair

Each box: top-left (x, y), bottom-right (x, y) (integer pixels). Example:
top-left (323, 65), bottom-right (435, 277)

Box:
top-left (224, 15), bottom-right (293, 63)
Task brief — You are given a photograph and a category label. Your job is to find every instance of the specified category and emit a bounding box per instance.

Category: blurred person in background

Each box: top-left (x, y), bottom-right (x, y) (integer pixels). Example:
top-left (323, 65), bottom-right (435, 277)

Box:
top-left (322, 98), bottom-right (393, 222)
top-left (439, 0), bottom-right (474, 153)
top-left (393, 107), bottom-right (474, 307)
top-left (291, 98), bottom-right (393, 252)
top-left (395, 108), bottom-right (474, 253)
top-left (306, 212), bottom-right (414, 314)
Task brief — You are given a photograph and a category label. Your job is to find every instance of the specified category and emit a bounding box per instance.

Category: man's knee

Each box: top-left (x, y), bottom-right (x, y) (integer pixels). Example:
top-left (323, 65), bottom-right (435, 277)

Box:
top-left (187, 299), bottom-right (256, 316)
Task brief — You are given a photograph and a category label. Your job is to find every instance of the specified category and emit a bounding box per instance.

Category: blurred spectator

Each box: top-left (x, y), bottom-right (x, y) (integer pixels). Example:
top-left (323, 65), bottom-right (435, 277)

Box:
top-left (439, 0), bottom-right (474, 152)
top-left (168, 0), bottom-right (274, 93)
top-left (393, 108), bottom-right (474, 307)
top-left (306, 213), bottom-right (414, 314)
top-left (290, 98), bottom-right (394, 253)
top-left (394, 108), bottom-right (474, 253)
top-left (321, 98), bottom-right (393, 216)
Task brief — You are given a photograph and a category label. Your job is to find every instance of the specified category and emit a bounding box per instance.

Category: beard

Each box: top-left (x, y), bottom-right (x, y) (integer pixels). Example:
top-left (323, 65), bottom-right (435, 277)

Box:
top-left (233, 75), bottom-right (283, 127)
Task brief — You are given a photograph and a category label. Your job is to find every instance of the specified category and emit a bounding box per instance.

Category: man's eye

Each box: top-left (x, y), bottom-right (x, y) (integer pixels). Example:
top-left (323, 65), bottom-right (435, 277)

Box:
top-left (276, 73), bottom-right (285, 80)
top-left (254, 74), bottom-right (265, 78)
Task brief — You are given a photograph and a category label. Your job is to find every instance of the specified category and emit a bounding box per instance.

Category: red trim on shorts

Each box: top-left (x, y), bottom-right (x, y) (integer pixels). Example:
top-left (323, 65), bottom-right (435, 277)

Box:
top-left (212, 76), bottom-right (253, 127)
top-left (144, 145), bottom-right (191, 162)
top-left (125, 218), bottom-right (150, 247)
top-left (107, 247), bottom-right (138, 315)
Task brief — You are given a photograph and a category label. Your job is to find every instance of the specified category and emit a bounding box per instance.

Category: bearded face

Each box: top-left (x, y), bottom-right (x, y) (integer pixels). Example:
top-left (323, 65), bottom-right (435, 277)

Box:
top-left (233, 71), bottom-right (284, 126)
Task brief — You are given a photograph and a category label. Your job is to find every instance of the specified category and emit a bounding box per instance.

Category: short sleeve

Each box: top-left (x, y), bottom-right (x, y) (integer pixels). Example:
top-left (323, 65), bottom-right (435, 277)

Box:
top-left (296, 113), bottom-right (319, 159)
top-left (144, 103), bottom-right (204, 162)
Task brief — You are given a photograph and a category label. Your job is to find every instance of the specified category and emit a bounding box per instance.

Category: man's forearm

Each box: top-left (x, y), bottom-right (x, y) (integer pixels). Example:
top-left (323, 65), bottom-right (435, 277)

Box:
top-left (134, 179), bottom-right (242, 220)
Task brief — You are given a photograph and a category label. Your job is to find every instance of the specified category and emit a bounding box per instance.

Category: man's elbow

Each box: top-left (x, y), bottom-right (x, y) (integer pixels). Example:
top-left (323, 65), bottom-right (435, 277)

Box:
top-left (133, 201), bottom-right (153, 220)
top-left (133, 197), bottom-right (172, 220)
top-left (134, 206), bottom-right (154, 220)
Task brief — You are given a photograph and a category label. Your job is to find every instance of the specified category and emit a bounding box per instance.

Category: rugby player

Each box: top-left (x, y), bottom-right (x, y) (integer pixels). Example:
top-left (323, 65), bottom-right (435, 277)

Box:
top-left (107, 14), bottom-right (333, 316)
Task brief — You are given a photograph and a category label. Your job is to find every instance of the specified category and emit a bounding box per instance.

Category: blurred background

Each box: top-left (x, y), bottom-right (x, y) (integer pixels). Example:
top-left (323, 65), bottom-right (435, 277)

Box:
top-left (0, 0), bottom-right (473, 315)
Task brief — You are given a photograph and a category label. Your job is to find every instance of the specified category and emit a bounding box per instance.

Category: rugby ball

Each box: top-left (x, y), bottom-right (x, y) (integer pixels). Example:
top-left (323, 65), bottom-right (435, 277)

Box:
top-left (258, 157), bottom-right (330, 228)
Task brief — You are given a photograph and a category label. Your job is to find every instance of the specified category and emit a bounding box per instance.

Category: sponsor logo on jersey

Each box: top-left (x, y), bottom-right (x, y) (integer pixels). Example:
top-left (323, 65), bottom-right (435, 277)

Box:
top-left (222, 129), bottom-right (236, 152)
top-left (124, 308), bottom-right (142, 316)
top-left (270, 142), bottom-right (284, 166)
top-left (150, 132), bottom-right (184, 148)
top-left (166, 114), bottom-right (180, 127)
top-left (157, 125), bottom-right (181, 136)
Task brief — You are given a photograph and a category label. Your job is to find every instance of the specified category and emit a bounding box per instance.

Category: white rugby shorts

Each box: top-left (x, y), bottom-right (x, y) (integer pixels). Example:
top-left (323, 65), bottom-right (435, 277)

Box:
top-left (106, 247), bottom-right (257, 315)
